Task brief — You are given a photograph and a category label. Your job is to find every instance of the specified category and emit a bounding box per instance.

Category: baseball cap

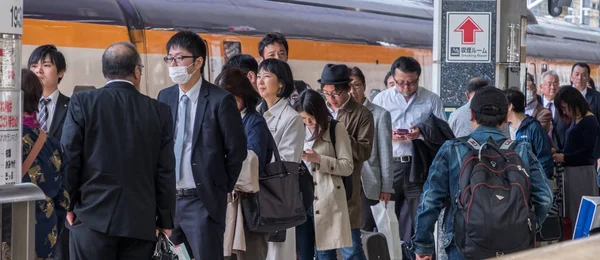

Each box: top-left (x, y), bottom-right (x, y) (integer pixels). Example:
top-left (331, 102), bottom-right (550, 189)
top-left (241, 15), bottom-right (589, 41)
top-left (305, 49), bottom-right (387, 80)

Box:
top-left (470, 87), bottom-right (509, 115)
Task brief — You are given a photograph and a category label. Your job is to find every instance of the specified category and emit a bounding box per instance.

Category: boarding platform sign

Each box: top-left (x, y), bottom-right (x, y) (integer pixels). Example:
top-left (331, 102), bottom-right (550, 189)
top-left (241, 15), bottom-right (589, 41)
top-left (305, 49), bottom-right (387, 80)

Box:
top-left (446, 12), bottom-right (491, 63)
top-left (0, 91), bottom-right (20, 185)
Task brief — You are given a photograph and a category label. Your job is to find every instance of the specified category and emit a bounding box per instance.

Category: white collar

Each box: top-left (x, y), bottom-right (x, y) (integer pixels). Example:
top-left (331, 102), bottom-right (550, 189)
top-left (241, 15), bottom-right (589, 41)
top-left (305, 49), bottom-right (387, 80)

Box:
top-left (178, 79), bottom-right (202, 103)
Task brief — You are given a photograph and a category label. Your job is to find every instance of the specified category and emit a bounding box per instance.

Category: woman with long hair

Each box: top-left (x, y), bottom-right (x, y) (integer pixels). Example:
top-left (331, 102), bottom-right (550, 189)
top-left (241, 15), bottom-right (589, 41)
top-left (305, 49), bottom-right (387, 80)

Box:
top-left (295, 89), bottom-right (353, 260)
top-left (552, 86), bottom-right (600, 231)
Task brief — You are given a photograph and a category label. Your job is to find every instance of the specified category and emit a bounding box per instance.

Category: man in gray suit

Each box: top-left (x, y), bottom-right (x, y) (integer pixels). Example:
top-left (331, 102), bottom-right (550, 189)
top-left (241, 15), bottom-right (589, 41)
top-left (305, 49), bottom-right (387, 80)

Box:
top-left (349, 67), bottom-right (394, 231)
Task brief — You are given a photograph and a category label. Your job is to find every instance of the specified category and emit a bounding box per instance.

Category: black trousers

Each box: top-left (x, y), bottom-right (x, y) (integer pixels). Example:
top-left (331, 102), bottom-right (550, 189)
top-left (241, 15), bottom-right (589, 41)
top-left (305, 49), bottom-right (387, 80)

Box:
top-left (69, 220), bottom-right (155, 260)
top-left (391, 161), bottom-right (423, 243)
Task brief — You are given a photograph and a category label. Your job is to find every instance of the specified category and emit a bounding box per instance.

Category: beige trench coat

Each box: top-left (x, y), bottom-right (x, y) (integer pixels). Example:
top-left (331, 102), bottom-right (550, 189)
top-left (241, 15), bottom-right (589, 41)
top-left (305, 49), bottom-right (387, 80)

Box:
top-left (308, 121), bottom-right (354, 250)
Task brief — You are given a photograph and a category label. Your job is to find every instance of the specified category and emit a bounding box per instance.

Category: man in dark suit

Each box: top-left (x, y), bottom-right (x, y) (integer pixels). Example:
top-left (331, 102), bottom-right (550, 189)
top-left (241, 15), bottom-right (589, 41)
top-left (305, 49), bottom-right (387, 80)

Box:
top-left (157, 31), bottom-right (247, 260)
top-left (61, 42), bottom-right (176, 259)
top-left (28, 44), bottom-right (71, 259)
top-left (28, 45), bottom-right (70, 141)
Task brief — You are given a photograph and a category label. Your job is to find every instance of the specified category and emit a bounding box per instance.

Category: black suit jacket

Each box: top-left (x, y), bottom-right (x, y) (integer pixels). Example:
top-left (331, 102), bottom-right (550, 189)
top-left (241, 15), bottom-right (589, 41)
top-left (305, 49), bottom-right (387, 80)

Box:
top-left (157, 79), bottom-right (247, 223)
top-left (61, 81), bottom-right (176, 241)
top-left (49, 92), bottom-right (69, 141)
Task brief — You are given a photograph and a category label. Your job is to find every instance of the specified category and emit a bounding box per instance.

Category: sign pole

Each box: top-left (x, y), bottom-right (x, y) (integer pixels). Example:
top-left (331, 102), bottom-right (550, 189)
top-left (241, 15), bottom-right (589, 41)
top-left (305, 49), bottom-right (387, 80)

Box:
top-left (0, 0), bottom-right (23, 186)
top-left (434, 0), bottom-right (528, 112)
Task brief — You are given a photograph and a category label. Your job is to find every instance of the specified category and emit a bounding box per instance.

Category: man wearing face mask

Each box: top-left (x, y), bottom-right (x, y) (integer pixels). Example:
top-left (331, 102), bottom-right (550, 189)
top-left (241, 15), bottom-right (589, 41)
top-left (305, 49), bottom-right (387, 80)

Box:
top-left (157, 31), bottom-right (248, 260)
top-left (524, 73), bottom-right (552, 133)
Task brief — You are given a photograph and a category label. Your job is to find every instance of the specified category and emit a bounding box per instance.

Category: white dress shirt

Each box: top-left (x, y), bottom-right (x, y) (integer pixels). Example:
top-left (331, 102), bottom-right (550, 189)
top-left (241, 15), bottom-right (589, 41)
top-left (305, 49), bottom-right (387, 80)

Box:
top-left (372, 87), bottom-right (446, 158)
top-left (176, 80), bottom-right (202, 189)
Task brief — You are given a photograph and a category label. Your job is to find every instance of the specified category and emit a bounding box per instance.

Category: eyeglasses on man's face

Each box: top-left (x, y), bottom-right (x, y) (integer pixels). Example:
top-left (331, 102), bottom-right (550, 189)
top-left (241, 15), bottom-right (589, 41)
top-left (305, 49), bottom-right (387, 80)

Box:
top-left (163, 56), bottom-right (195, 64)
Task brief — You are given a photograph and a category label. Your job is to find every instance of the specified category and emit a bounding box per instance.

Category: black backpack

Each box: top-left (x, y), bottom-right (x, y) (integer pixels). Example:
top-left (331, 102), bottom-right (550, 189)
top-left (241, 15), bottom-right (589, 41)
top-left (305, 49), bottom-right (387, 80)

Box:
top-left (454, 137), bottom-right (535, 259)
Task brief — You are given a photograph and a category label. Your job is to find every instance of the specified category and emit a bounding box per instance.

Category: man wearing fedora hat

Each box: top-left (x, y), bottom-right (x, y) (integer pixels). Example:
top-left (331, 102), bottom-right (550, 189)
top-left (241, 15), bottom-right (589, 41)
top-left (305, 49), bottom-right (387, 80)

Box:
top-left (320, 63), bottom-right (374, 259)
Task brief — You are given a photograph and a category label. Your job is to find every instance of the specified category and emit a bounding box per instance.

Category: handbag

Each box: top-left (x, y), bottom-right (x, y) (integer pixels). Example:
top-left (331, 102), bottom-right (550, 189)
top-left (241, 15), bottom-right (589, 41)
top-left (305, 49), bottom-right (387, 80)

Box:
top-left (241, 133), bottom-right (306, 233)
top-left (153, 232), bottom-right (178, 260)
top-left (536, 214), bottom-right (562, 241)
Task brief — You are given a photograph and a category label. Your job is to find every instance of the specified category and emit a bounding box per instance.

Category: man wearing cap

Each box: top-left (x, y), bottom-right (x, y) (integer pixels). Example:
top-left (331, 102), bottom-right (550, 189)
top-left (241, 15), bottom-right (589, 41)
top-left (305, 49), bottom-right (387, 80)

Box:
top-left (320, 63), bottom-right (374, 259)
top-left (410, 87), bottom-right (553, 260)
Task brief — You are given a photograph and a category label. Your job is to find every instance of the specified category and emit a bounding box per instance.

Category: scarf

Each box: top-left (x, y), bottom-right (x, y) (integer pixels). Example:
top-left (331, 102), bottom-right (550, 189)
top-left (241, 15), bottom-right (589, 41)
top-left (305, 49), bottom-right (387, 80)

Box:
top-left (23, 113), bottom-right (40, 129)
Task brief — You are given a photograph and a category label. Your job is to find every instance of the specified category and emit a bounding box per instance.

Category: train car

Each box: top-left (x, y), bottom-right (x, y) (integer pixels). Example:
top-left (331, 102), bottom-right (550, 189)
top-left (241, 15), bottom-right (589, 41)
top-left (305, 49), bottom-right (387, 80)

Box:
top-left (22, 0), bottom-right (600, 101)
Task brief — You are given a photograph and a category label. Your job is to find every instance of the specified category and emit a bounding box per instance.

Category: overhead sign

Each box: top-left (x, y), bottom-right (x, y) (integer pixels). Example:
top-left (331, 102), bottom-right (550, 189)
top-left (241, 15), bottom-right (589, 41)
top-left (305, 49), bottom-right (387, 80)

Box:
top-left (0, 0), bottom-right (23, 35)
top-left (0, 91), bottom-right (20, 185)
top-left (446, 12), bottom-right (491, 63)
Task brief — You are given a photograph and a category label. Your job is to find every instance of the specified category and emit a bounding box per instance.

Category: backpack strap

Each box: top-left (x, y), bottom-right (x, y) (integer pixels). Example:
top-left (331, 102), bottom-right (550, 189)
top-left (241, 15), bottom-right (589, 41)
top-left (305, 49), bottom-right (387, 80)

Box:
top-left (329, 119), bottom-right (338, 156)
top-left (457, 136), bottom-right (482, 151)
top-left (499, 139), bottom-right (517, 151)
top-left (22, 130), bottom-right (47, 178)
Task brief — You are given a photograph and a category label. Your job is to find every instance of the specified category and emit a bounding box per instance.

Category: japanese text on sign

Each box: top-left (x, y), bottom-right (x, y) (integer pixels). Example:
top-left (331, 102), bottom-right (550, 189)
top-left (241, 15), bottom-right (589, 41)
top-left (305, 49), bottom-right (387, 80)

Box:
top-left (0, 91), bottom-right (21, 185)
top-left (446, 12), bottom-right (492, 63)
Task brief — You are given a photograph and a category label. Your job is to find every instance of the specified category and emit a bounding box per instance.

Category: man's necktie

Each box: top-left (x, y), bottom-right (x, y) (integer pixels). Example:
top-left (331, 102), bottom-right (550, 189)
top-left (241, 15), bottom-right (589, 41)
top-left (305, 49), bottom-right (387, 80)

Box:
top-left (38, 98), bottom-right (51, 132)
top-left (174, 95), bottom-right (190, 184)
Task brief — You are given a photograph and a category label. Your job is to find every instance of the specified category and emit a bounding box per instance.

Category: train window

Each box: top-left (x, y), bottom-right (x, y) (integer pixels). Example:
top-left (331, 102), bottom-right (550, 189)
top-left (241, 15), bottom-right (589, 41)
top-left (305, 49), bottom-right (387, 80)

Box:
top-left (528, 62), bottom-right (537, 80)
top-left (541, 63), bottom-right (548, 74)
top-left (223, 41), bottom-right (241, 64)
top-left (203, 39), bottom-right (211, 81)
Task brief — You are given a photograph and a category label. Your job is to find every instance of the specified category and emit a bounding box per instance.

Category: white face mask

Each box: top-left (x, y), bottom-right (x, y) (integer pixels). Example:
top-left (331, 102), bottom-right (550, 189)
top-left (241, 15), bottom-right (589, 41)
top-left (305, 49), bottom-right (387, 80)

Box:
top-left (169, 62), bottom-right (197, 84)
top-left (526, 90), bottom-right (535, 104)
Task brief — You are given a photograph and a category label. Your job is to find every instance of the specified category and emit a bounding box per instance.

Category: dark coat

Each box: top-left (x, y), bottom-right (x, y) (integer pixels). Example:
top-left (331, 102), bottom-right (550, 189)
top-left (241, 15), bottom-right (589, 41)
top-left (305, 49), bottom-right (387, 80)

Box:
top-left (411, 114), bottom-right (455, 184)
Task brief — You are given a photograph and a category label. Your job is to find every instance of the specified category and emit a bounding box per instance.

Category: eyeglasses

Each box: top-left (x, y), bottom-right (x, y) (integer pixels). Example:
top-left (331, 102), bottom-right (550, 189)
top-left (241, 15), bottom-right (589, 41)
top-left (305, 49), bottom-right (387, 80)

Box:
top-left (322, 91), bottom-right (343, 98)
top-left (163, 56), bottom-right (195, 64)
top-left (394, 78), bottom-right (419, 87)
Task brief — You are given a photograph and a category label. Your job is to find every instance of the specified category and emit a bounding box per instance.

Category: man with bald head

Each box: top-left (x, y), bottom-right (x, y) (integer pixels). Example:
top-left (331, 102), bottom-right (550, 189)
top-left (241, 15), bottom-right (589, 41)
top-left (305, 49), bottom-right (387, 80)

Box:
top-left (61, 42), bottom-right (176, 259)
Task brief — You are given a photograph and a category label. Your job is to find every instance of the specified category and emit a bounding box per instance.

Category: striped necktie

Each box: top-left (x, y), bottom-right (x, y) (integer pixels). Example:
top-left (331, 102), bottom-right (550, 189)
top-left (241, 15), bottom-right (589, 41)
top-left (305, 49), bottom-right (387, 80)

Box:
top-left (38, 98), bottom-right (51, 131)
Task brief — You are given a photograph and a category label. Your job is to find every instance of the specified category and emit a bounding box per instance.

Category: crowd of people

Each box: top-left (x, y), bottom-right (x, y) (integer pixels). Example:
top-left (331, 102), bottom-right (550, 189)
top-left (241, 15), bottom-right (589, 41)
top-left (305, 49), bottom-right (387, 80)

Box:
top-left (11, 30), bottom-right (600, 260)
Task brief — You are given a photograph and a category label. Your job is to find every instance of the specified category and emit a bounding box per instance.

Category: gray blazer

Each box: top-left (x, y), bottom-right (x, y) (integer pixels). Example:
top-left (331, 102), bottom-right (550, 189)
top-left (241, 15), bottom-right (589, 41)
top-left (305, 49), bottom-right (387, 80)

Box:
top-left (361, 100), bottom-right (394, 200)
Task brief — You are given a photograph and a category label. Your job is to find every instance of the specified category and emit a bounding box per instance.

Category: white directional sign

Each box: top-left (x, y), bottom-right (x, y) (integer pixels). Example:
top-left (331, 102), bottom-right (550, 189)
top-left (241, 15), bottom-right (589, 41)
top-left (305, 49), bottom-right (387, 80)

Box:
top-left (446, 12), bottom-right (491, 63)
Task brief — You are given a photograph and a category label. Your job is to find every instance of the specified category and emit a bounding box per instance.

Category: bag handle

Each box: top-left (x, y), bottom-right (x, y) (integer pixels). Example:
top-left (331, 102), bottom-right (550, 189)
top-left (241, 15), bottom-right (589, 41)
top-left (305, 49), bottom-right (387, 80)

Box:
top-left (22, 130), bottom-right (47, 178)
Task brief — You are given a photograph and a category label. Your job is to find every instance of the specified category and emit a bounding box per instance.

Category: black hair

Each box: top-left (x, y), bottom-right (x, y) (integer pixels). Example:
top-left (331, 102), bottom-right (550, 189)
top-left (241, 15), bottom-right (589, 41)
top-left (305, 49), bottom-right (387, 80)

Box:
top-left (473, 112), bottom-right (507, 128)
top-left (298, 89), bottom-right (331, 141)
top-left (467, 77), bottom-right (490, 93)
top-left (526, 72), bottom-right (535, 86)
top-left (589, 78), bottom-right (596, 90)
top-left (571, 62), bottom-right (591, 75)
top-left (27, 44), bottom-right (67, 83)
top-left (321, 83), bottom-right (351, 93)
top-left (349, 66), bottom-right (366, 86)
top-left (21, 68), bottom-right (43, 114)
top-left (504, 88), bottom-right (526, 113)
top-left (223, 54), bottom-right (258, 75)
top-left (258, 58), bottom-right (294, 98)
top-left (102, 42), bottom-right (141, 80)
top-left (166, 30), bottom-right (207, 72)
top-left (554, 85), bottom-right (591, 124)
top-left (384, 71), bottom-right (393, 86)
top-left (216, 68), bottom-right (260, 110)
top-left (390, 56), bottom-right (421, 78)
top-left (258, 32), bottom-right (289, 58)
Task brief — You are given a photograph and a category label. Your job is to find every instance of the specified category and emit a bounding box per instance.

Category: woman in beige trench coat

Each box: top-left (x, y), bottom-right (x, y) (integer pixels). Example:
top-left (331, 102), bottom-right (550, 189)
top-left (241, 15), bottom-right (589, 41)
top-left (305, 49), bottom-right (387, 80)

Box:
top-left (296, 89), bottom-right (354, 260)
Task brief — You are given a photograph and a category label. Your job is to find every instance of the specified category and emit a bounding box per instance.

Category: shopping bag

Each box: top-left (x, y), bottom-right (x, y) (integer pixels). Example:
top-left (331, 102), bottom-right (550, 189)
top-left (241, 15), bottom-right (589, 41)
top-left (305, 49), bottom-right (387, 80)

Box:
top-left (371, 201), bottom-right (402, 260)
top-left (172, 243), bottom-right (190, 260)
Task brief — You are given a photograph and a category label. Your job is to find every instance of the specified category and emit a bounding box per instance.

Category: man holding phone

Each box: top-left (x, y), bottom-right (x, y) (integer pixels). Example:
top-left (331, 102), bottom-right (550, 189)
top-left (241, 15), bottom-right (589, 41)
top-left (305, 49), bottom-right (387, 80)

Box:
top-left (372, 57), bottom-right (446, 243)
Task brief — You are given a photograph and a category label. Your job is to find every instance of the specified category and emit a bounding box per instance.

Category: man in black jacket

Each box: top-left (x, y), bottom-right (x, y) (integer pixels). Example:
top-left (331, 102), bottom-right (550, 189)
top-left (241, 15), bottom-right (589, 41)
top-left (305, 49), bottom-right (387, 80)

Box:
top-left (61, 42), bottom-right (176, 259)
